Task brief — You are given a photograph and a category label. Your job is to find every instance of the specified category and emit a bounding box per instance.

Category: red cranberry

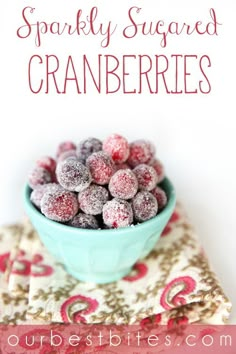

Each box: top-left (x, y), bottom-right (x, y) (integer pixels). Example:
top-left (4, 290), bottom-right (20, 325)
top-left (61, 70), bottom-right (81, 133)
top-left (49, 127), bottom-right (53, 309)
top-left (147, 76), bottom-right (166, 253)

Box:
top-left (132, 191), bottom-right (158, 222)
top-left (56, 141), bottom-right (76, 158)
top-left (150, 159), bottom-right (165, 183)
top-left (151, 186), bottom-right (167, 211)
top-left (56, 159), bottom-right (91, 192)
top-left (103, 199), bottom-right (133, 228)
top-left (28, 166), bottom-right (52, 189)
top-left (133, 164), bottom-right (158, 191)
top-left (86, 152), bottom-right (114, 185)
top-left (68, 213), bottom-right (99, 229)
top-left (127, 140), bottom-right (155, 167)
top-left (30, 183), bottom-right (62, 209)
top-left (78, 185), bottom-right (109, 215)
top-left (36, 156), bottom-right (56, 173)
top-left (114, 163), bottom-right (131, 172)
top-left (108, 169), bottom-right (138, 200)
top-left (77, 137), bottom-right (102, 162)
top-left (57, 150), bottom-right (78, 163)
top-left (41, 189), bottom-right (79, 222)
top-left (103, 134), bottom-right (130, 164)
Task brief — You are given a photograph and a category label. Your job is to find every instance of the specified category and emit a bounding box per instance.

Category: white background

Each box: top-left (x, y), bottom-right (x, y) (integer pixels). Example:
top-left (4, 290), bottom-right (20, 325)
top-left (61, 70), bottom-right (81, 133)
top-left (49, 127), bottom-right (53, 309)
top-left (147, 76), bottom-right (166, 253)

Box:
top-left (0, 0), bottom-right (235, 322)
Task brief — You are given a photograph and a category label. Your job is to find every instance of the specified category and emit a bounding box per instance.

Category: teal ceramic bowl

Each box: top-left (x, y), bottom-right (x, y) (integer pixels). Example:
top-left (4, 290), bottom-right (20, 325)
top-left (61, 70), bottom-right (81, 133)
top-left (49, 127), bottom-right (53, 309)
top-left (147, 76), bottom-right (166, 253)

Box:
top-left (23, 178), bottom-right (176, 284)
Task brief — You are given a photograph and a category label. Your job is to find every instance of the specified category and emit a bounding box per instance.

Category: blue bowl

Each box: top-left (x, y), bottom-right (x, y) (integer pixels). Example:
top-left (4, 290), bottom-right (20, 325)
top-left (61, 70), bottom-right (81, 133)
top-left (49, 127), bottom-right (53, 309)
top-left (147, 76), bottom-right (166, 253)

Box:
top-left (23, 178), bottom-right (176, 284)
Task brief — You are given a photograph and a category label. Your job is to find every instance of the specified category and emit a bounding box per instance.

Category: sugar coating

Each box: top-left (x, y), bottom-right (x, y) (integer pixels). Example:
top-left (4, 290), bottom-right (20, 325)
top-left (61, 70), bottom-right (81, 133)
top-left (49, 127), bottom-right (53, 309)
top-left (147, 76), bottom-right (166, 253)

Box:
top-left (103, 134), bottom-right (130, 164)
top-left (86, 151), bottom-right (114, 185)
top-left (30, 183), bottom-right (63, 209)
top-left (77, 137), bottom-right (102, 162)
top-left (108, 169), bottom-right (138, 200)
top-left (127, 140), bottom-right (155, 167)
top-left (132, 191), bottom-right (158, 222)
top-left (68, 213), bottom-right (99, 229)
top-left (114, 163), bottom-right (131, 172)
top-left (28, 166), bottom-right (52, 189)
top-left (150, 159), bottom-right (165, 183)
top-left (36, 156), bottom-right (56, 173)
top-left (78, 184), bottom-right (109, 215)
top-left (151, 186), bottom-right (167, 211)
top-left (133, 164), bottom-right (158, 191)
top-left (41, 189), bottom-right (79, 222)
top-left (56, 159), bottom-right (92, 192)
top-left (103, 198), bottom-right (133, 228)
top-left (30, 137), bottom-right (163, 229)
top-left (56, 141), bottom-right (76, 158)
top-left (57, 150), bottom-right (78, 163)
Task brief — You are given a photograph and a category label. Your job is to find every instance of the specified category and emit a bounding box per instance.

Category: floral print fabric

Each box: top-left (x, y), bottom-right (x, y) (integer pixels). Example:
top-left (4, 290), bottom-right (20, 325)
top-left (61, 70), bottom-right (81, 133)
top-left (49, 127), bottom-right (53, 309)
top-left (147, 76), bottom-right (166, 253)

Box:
top-left (0, 204), bottom-right (231, 325)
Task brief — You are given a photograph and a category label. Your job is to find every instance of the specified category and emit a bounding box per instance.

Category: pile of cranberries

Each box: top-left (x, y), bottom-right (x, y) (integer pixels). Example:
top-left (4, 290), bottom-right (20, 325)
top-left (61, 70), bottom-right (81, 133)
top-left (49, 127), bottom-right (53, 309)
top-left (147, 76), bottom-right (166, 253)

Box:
top-left (28, 134), bottom-right (167, 229)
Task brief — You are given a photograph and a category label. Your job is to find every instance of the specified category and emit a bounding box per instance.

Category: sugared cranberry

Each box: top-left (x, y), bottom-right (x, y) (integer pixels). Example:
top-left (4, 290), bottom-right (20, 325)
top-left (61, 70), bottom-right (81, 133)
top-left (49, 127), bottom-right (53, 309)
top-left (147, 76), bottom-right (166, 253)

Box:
top-left (30, 183), bottom-right (62, 209)
top-left (57, 150), bottom-right (78, 163)
top-left (151, 186), bottom-right (167, 211)
top-left (132, 191), bottom-right (158, 222)
top-left (36, 156), bottom-right (56, 173)
top-left (86, 152), bottom-right (114, 185)
top-left (56, 159), bottom-right (91, 192)
top-left (114, 163), bottom-right (131, 172)
top-left (103, 134), bottom-right (130, 164)
top-left (68, 213), bottom-right (99, 229)
top-left (127, 140), bottom-right (155, 167)
top-left (41, 189), bottom-right (79, 222)
top-left (103, 199), bottom-right (133, 228)
top-left (28, 166), bottom-right (52, 189)
top-left (108, 169), bottom-right (138, 200)
top-left (133, 164), bottom-right (158, 191)
top-left (149, 159), bottom-right (165, 183)
top-left (56, 141), bottom-right (76, 158)
top-left (77, 137), bottom-right (102, 162)
top-left (78, 184), bottom-right (109, 215)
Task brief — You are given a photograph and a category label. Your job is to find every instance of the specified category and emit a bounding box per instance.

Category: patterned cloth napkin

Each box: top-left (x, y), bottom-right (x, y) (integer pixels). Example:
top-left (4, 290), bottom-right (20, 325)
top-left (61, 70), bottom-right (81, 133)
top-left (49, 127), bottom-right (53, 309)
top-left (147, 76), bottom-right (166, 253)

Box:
top-left (0, 204), bottom-right (232, 325)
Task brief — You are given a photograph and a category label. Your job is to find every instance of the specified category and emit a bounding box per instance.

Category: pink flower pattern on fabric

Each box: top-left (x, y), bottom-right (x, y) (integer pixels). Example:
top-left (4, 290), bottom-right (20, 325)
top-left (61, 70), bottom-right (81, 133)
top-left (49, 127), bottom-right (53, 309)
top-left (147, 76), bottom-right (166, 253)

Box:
top-left (0, 252), bottom-right (10, 273)
top-left (11, 250), bottom-right (53, 277)
top-left (167, 315), bottom-right (189, 329)
top-left (0, 204), bottom-right (231, 326)
top-left (61, 295), bottom-right (99, 323)
top-left (161, 211), bottom-right (180, 237)
top-left (140, 313), bottom-right (162, 329)
top-left (123, 263), bottom-right (148, 282)
top-left (160, 276), bottom-right (196, 310)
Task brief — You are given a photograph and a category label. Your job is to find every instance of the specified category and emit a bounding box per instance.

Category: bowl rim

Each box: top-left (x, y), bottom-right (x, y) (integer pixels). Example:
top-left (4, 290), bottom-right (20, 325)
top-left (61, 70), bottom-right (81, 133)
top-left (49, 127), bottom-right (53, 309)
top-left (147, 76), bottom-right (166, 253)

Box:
top-left (23, 177), bottom-right (176, 237)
